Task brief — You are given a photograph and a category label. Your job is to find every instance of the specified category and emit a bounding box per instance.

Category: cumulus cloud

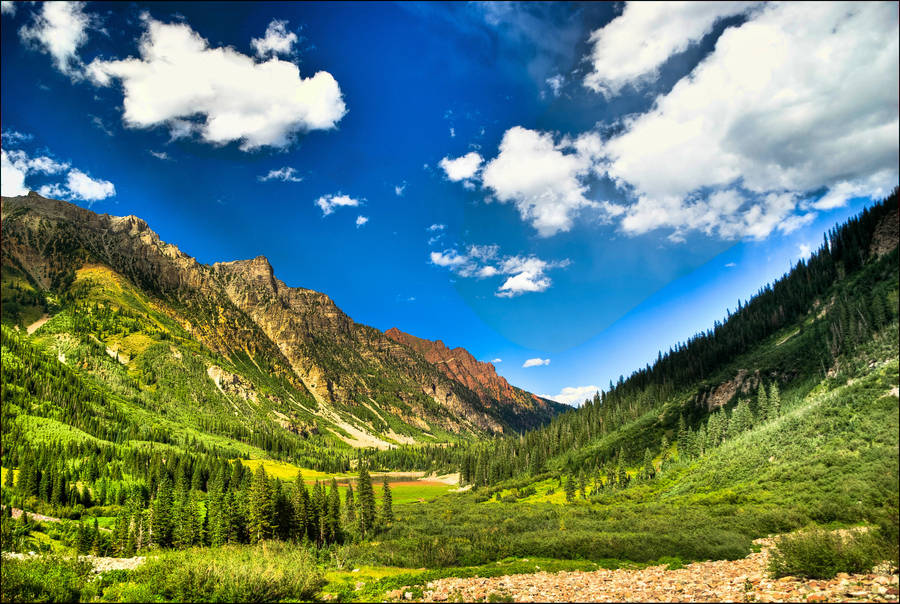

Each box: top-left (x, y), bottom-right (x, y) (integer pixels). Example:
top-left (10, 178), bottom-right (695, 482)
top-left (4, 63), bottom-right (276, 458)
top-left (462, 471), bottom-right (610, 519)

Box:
top-left (394, 182), bottom-right (406, 196)
top-left (481, 127), bottom-right (622, 237)
top-left (1, 1), bottom-right (17, 16)
top-left (429, 243), bottom-right (569, 298)
top-left (583, 1), bottom-right (757, 97)
top-left (599, 1), bottom-right (898, 240)
top-left (355, 215), bottom-right (368, 228)
top-left (798, 243), bottom-right (812, 260)
top-left (62, 169), bottom-right (115, 201)
top-left (315, 193), bottom-right (360, 216)
top-left (427, 223), bottom-right (446, 231)
top-left (259, 166), bottom-right (303, 182)
top-left (539, 385), bottom-right (599, 406)
top-left (1, 150), bottom-right (29, 196)
top-left (523, 358), bottom-right (550, 368)
top-left (87, 16), bottom-right (346, 150)
top-left (439, 151), bottom-right (482, 183)
top-left (251, 19), bottom-right (298, 58)
top-left (19, 1), bottom-right (98, 77)
top-left (490, 358), bottom-right (502, 363)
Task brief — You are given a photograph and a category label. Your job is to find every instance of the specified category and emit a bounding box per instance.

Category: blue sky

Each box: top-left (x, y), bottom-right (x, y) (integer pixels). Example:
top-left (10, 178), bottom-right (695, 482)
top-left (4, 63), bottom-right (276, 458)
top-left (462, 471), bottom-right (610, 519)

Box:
top-left (2, 1), bottom-right (897, 405)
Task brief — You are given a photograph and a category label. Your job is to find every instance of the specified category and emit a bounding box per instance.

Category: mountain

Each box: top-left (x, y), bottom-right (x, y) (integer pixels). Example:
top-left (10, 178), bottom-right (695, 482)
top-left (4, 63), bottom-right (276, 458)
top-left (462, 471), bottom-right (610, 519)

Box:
top-left (0, 192), bottom-right (562, 461)
top-left (384, 327), bottom-right (564, 427)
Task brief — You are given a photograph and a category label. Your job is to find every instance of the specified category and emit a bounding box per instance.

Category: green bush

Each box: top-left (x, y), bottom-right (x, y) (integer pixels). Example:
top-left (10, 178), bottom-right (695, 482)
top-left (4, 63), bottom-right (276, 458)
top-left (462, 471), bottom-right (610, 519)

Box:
top-left (127, 542), bottom-right (324, 602)
top-left (768, 528), bottom-right (881, 579)
top-left (1, 555), bottom-right (93, 603)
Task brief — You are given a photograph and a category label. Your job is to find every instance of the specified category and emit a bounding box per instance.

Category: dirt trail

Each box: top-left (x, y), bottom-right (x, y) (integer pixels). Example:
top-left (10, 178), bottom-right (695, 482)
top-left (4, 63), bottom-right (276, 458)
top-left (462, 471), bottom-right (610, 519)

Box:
top-left (2, 551), bottom-right (144, 572)
top-left (26, 314), bottom-right (50, 334)
top-left (394, 538), bottom-right (898, 603)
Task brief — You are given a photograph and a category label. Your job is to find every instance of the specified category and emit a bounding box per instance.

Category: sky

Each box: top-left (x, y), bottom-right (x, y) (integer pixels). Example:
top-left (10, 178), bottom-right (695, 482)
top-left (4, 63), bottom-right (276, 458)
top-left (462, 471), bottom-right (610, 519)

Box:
top-left (1, 1), bottom-right (897, 406)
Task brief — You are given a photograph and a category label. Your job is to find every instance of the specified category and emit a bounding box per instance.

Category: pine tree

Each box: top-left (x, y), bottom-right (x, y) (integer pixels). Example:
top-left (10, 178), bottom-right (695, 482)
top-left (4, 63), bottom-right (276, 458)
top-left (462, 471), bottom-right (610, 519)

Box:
top-left (564, 475), bottom-right (576, 502)
top-left (756, 382), bottom-right (768, 422)
top-left (343, 482), bottom-right (356, 531)
top-left (293, 474), bottom-right (309, 543)
top-left (769, 382), bottom-right (781, 417)
top-left (642, 448), bottom-right (655, 480)
top-left (356, 466), bottom-right (376, 538)
top-left (75, 521), bottom-right (85, 555)
top-left (91, 519), bottom-right (102, 555)
top-left (327, 478), bottom-right (343, 544)
top-left (248, 465), bottom-right (273, 544)
top-left (381, 477), bottom-right (394, 524)
top-left (151, 474), bottom-right (174, 547)
top-left (676, 415), bottom-right (687, 459)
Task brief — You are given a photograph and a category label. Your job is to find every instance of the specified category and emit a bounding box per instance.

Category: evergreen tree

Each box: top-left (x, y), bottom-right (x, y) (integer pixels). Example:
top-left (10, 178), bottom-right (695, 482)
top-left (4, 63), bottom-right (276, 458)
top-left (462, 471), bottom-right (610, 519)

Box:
top-left (564, 475), bottom-right (576, 502)
top-left (756, 382), bottom-right (768, 421)
top-left (150, 474), bottom-right (174, 547)
top-left (292, 474), bottom-right (309, 543)
top-left (381, 477), bottom-right (394, 524)
top-left (327, 478), bottom-right (342, 544)
top-left (642, 448), bottom-right (655, 480)
top-left (91, 519), bottom-right (101, 555)
top-left (356, 466), bottom-right (376, 537)
top-left (769, 382), bottom-right (781, 418)
top-left (248, 465), bottom-right (273, 544)
top-left (343, 482), bottom-right (356, 530)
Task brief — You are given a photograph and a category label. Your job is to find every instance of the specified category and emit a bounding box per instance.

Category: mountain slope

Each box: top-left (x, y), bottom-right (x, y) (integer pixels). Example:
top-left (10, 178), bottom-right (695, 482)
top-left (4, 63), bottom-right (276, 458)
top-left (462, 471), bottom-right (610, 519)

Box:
top-left (385, 327), bottom-right (566, 429)
top-left (0, 192), bottom-right (562, 457)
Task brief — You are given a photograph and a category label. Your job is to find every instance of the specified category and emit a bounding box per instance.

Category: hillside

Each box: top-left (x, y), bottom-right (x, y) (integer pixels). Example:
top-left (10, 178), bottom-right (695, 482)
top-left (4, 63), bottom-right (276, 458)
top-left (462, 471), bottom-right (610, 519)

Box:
top-left (0, 192), bottom-right (562, 464)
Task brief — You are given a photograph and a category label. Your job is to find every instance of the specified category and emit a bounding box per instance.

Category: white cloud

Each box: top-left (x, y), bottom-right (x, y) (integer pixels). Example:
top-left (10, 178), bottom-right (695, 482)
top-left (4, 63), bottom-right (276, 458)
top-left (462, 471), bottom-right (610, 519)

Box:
top-left (490, 358), bottom-right (502, 364)
top-left (63, 169), bottom-right (115, 201)
top-left (88, 16), bottom-right (346, 150)
top-left (2, 148), bottom-right (100, 199)
top-left (429, 249), bottom-right (468, 268)
top-left (259, 166), bottom-right (302, 182)
top-left (480, 127), bottom-right (621, 237)
top-left (19, 1), bottom-right (97, 77)
top-left (427, 223), bottom-right (446, 231)
top-left (539, 385), bottom-right (599, 406)
top-left (315, 193), bottom-right (361, 216)
top-left (250, 19), bottom-right (298, 58)
top-left (1, 130), bottom-right (33, 144)
top-left (523, 358), bottom-right (550, 368)
top-left (149, 150), bottom-right (170, 161)
top-left (725, 262), bottom-right (737, 268)
top-left (429, 244), bottom-right (569, 298)
top-left (602, 1), bottom-right (898, 240)
top-left (355, 215), bottom-right (368, 228)
top-left (798, 243), bottom-right (812, 260)
top-left (545, 73), bottom-right (565, 97)
top-left (439, 151), bottom-right (482, 183)
top-left (394, 182), bottom-right (406, 196)
top-left (1, 1), bottom-right (17, 16)
top-left (449, 127), bottom-right (456, 138)
top-left (1, 150), bottom-right (28, 196)
top-left (584, 1), bottom-right (757, 97)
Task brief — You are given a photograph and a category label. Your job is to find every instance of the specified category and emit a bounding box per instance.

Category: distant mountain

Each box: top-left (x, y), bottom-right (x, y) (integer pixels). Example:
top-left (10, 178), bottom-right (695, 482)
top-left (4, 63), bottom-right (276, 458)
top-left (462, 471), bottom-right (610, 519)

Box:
top-left (385, 327), bottom-right (565, 429)
top-left (0, 192), bottom-right (563, 459)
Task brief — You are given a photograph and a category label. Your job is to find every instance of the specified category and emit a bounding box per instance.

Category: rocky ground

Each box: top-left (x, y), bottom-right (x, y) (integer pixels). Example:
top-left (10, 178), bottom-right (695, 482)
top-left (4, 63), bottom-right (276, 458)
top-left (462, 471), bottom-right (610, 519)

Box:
top-left (388, 538), bottom-right (899, 603)
top-left (2, 551), bottom-right (145, 572)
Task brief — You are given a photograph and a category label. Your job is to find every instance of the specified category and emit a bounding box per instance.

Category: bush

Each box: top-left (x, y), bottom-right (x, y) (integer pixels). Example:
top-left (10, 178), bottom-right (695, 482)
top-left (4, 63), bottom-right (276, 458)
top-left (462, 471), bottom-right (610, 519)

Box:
top-left (128, 542), bottom-right (324, 602)
top-left (1, 555), bottom-right (93, 603)
top-left (768, 528), bottom-right (881, 579)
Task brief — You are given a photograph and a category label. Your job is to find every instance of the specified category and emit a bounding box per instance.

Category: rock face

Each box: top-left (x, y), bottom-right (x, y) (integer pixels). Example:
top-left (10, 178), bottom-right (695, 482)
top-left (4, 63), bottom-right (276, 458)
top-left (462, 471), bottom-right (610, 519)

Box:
top-left (385, 328), bottom-right (565, 429)
top-left (1, 192), bottom-right (564, 443)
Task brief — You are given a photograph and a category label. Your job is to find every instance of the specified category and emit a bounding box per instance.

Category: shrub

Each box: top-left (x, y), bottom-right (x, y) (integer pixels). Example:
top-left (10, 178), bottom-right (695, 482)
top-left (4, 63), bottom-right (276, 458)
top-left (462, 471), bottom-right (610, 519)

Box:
top-left (128, 542), bottom-right (324, 602)
top-left (0, 555), bottom-right (92, 603)
top-left (768, 528), bottom-right (881, 579)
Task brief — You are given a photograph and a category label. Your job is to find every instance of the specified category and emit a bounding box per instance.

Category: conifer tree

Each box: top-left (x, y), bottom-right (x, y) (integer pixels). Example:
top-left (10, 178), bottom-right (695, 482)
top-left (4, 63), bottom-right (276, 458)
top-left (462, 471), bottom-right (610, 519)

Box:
top-left (756, 382), bottom-right (768, 421)
top-left (292, 474), bottom-right (309, 543)
top-left (91, 519), bottom-right (101, 555)
top-left (564, 475), bottom-right (576, 502)
top-left (343, 482), bottom-right (356, 530)
top-left (381, 477), bottom-right (394, 524)
top-left (356, 466), bottom-right (376, 537)
top-left (327, 478), bottom-right (343, 544)
top-left (248, 465), bottom-right (273, 543)
top-left (151, 474), bottom-right (173, 547)
top-left (769, 382), bottom-right (781, 417)
top-left (642, 448), bottom-right (655, 480)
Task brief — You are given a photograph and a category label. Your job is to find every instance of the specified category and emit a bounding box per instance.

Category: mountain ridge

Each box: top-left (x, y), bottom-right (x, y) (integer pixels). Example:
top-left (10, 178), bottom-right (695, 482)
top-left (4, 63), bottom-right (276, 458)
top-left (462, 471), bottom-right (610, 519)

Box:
top-left (1, 192), bottom-right (564, 453)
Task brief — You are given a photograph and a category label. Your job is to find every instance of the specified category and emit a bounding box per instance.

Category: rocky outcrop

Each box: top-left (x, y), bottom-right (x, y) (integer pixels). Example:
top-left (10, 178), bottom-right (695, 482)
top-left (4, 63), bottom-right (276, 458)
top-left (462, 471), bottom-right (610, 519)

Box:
top-left (385, 328), bottom-right (565, 428)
